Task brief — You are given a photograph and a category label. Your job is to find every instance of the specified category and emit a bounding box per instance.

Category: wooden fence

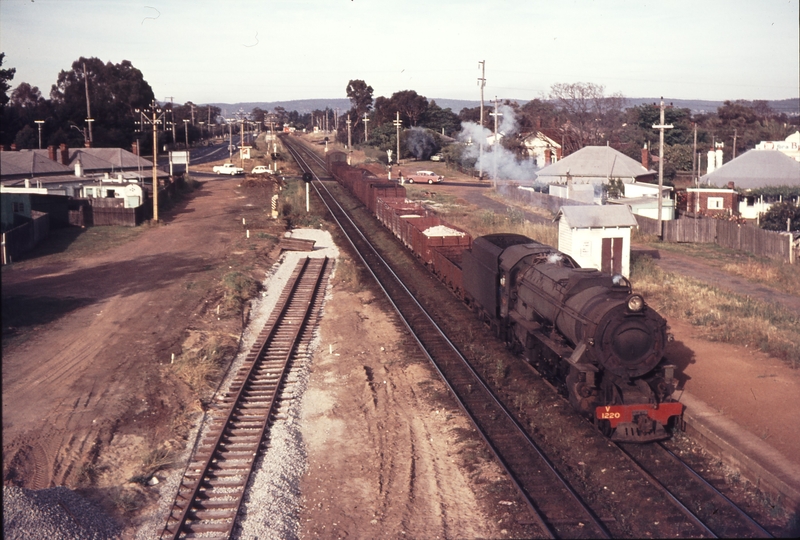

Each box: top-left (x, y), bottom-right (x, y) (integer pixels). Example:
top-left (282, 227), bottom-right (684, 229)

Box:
top-left (636, 215), bottom-right (795, 262)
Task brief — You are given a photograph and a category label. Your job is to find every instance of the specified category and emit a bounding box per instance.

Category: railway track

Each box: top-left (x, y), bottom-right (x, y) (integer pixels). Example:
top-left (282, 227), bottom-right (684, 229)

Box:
top-left (616, 441), bottom-right (773, 538)
top-left (160, 256), bottom-right (331, 540)
top-left (282, 136), bottom-right (610, 539)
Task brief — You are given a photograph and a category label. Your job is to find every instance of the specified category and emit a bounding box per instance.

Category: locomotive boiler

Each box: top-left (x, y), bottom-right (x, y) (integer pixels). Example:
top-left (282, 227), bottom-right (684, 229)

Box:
top-left (463, 234), bottom-right (682, 442)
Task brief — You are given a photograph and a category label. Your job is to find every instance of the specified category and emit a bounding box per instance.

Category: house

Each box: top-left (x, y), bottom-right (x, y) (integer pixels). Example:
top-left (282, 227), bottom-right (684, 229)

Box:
top-left (520, 130), bottom-right (562, 168)
top-left (537, 145), bottom-right (657, 203)
top-left (555, 205), bottom-right (638, 278)
top-left (694, 149), bottom-right (800, 219)
top-left (755, 131), bottom-right (800, 161)
top-left (607, 181), bottom-right (675, 220)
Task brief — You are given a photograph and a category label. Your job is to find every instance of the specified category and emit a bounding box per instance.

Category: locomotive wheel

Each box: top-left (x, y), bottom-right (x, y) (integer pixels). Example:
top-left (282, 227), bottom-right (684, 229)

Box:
top-left (596, 418), bottom-right (613, 437)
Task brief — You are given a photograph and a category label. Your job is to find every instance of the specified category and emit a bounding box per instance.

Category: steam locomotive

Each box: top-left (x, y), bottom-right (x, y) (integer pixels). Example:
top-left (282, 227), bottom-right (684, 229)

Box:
top-left (323, 150), bottom-right (683, 442)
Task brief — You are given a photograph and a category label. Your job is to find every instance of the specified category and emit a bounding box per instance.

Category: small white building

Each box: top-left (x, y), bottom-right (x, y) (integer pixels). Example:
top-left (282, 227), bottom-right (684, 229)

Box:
top-left (82, 182), bottom-right (144, 208)
top-left (555, 205), bottom-right (638, 278)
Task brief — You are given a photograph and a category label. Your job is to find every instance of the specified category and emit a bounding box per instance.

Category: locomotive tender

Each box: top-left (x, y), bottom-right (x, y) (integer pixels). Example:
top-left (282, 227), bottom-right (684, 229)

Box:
top-left (324, 151), bottom-right (683, 442)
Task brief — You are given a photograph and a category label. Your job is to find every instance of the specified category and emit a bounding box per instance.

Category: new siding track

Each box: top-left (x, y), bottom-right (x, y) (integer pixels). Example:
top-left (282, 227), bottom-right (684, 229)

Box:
top-left (282, 136), bottom-right (609, 539)
top-left (160, 256), bottom-right (331, 540)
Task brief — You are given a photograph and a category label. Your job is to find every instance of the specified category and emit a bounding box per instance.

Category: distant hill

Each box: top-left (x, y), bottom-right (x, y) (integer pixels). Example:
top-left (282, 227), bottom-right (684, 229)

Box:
top-left (206, 97), bottom-right (798, 117)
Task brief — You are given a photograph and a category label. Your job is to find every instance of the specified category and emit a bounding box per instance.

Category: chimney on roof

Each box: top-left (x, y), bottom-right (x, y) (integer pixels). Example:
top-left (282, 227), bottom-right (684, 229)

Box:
top-left (10, 143), bottom-right (18, 151)
top-left (131, 141), bottom-right (139, 156)
top-left (556, 147), bottom-right (562, 160)
top-left (727, 181), bottom-right (735, 190)
top-left (84, 139), bottom-right (92, 148)
top-left (641, 143), bottom-right (649, 169)
top-left (545, 148), bottom-right (552, 165)
top-left (75, 158), bottom-right (83, 178)
top-left (60, 143), bottom-right (69, 165)
top-left (536, 117), bottom-right (542, 131)
top-left (48, 145), bottom-right (57, 161)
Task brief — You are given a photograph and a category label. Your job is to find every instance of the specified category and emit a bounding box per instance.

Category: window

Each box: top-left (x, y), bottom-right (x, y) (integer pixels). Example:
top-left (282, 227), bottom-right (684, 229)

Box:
top-left (12, 202), bottom-right (24, 213)
top-left (708, 197), bottom-right (724, 210)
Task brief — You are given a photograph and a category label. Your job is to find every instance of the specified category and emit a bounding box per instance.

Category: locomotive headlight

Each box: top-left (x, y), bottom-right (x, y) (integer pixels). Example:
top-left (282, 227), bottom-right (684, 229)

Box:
top-left (627, 294), bottom-right (644, 312)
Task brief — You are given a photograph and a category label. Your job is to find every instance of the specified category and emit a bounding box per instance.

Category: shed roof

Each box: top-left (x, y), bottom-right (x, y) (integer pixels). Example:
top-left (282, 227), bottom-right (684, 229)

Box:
top-left (700, 150), bottom-right (800, 189)
top-left (537, 146), bottom-right (655, 179)
top-left (555, 204), bottom-right (638, 228)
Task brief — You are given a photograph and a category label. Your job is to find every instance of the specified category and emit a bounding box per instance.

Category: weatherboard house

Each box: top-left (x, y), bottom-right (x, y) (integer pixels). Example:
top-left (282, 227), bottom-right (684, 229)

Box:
top-left (555, 205), bottom-right (638, 278)
top-left (538, 146), bottom-right (657, 204)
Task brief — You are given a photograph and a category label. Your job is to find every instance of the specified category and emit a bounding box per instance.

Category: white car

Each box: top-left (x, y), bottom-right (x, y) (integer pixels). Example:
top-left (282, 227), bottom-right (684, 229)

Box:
top-left (406, 170), bottom-right (444, 184)
top-left (430, 153), bottom-right (444, 162)
top-left (251, 166), bottom-right (274, 175)
top-left (213, 163), bottom-right (244, 175)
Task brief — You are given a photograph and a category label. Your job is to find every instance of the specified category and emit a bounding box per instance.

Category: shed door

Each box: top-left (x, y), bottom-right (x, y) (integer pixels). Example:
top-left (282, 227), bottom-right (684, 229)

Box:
top-left (601, 237), bottom-right (623, 275)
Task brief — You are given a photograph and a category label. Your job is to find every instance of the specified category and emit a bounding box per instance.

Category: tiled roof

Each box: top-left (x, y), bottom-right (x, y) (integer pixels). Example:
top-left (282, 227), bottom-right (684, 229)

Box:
top-left (700, 150), bottom-right (800, 189)
top-left (556, 204), bottom-right (639, 228)
top-left (65, 148), bottom-right (153, 171)
top-left (537, 146), bottom-right (655, 179)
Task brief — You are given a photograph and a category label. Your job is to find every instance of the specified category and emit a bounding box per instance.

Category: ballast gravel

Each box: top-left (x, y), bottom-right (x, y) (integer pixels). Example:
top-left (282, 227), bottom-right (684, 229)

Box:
top-left (3, 485), bottom-right (121, 540)
top-left (137, 229), bottom-right (338, 539)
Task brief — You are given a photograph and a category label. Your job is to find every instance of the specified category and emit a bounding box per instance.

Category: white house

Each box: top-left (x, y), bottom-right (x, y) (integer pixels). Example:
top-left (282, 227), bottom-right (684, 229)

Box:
top-left (555, 205), bottom-right (638, 278)
top-left (755, 131), bottom-right (800, 161)
top-left (521, 131), bottom-right (562, 167)
top-left (609, 181), bottom-right (675, 220)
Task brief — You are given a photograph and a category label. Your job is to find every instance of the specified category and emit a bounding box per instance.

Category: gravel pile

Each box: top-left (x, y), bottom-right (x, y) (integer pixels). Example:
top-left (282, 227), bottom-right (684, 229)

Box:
top-left (3, 485), bottom-right (121, 540)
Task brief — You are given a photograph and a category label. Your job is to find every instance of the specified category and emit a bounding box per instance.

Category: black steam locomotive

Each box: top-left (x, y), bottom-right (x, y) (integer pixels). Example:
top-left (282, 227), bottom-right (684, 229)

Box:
top-left (463, 234), bottom-right (682, 442)
top-left (322, 150), bottom-right (683, 442)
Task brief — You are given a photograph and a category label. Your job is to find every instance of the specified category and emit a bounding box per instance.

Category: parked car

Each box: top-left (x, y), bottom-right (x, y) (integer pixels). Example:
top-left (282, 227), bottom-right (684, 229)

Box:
top-left (406, 170), bottom-right (444, 184)
top-left (251, 166), bottom-right (274, 174)
top-left (213, 163), bottom-right (244, 175)
top-left (430, 153), bottom-right (444, 162)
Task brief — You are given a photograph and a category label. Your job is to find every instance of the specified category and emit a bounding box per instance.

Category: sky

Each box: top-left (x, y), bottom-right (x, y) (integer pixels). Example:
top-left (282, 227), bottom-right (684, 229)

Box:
top-left (1, 0), bottom-right (798, 106)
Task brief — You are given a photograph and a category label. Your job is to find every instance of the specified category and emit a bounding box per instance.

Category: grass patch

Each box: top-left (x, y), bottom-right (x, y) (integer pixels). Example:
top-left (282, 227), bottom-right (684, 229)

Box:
top-left (631, 254), bottom-right (800, 367)
top-left (447, 209), bottom-right (558, 246)
top-left (642, 241), bottom-right (800, 296)
top-left (172, 337), bottom-right (232, 394)
top-left (221, 271), bottom-right (259, 315)
top-left (281, 178), bottom-right (327, 229)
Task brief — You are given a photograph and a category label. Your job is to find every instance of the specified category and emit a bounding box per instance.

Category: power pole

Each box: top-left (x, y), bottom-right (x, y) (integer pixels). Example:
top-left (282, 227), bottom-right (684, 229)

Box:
top-left (135, 100), bottom-right (166, 223)
top-left (490, 97), bottom-right (502, 188)
top-left (652, 97), bottom-right (674, 235)
top-left (692, 123), bottom-right (698, 186)
top-left (478, 60), bottom-right (486, 180)
top-left (346, 116), bottom-right (352, 149)
top-left (83, 63), bottom-right (93, 145)
top-left (363, 113), bottom-right (370, 142)
top-left (733, 128), bottom-right (738, 159)
top-left (394, 112), bottom-right (402, 168)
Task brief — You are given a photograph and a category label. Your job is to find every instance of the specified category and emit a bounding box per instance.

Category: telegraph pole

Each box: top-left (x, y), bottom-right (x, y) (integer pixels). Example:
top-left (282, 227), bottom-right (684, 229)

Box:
top-left (394, 112), bottom-right (402, 168)
top-left (346, 116), bottom-right (352, 164)
top-left (363, 113), bottom-right (369, 142)
top-left (83, 63), bottom-right (93, 144)
top-left (135, 100), bottom-right (166, 223)
top-left (478, 60), bottom-right (486, 180)
top-left (490, 97), bottom-right (502, 188)
top-left (652, 97), bottom-right (674, 235)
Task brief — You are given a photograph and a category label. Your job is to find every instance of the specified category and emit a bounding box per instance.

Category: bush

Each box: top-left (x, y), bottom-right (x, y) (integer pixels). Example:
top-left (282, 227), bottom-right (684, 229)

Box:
top-left (760, 201), bottom-right (800, 231)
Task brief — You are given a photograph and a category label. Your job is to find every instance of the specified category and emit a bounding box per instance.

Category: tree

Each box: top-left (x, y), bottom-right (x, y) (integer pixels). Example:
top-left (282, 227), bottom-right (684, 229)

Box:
top-left (346, 79), bottom-right (374, 116)
top-left (392, 90), bottom-right (428, 127)
top-left (0, 52), bottom-right (15, 107)
top-left (420, 100), bottom-right (460, 136)
top-left (50, 57), bottom-right (154, 148)
top-left (549, 82), bottom-right (626, 148)
top-left (760, 201), bottom-right (800, 232)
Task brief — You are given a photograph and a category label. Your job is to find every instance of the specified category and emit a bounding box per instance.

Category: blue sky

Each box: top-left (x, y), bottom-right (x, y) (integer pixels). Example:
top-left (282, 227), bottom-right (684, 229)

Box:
top-left (1, 0), bottom-right (798, 105)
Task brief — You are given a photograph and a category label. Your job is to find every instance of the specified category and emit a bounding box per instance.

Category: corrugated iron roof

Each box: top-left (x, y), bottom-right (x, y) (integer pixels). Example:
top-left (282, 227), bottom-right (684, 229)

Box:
top-left (700, 150), bottom-right (800, 189)
top-left (555, 204), bottom-right (639, 228)
top-left (0, 150), bottom-right (72, 177)
top-left (537, 146), bottom-right (655, 179)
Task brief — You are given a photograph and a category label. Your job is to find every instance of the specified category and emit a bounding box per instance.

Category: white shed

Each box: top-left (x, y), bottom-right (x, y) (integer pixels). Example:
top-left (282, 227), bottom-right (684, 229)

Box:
top-left (555, 205), bottom-right (638, 278)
